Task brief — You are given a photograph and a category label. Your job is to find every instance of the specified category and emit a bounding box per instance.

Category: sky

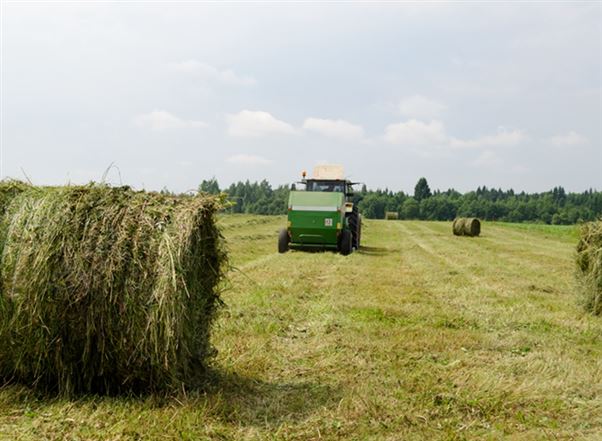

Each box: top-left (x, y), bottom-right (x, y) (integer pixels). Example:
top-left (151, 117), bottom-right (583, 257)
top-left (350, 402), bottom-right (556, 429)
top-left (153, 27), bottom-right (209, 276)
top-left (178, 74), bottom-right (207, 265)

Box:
top-left (1, 1), bottom-right (601, 193)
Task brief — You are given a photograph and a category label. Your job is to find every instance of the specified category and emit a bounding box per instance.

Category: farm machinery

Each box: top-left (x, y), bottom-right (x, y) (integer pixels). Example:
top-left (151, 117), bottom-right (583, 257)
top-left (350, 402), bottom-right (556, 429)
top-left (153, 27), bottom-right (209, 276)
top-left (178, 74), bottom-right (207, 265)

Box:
top-left (278, 165), bottom-right (361, 255)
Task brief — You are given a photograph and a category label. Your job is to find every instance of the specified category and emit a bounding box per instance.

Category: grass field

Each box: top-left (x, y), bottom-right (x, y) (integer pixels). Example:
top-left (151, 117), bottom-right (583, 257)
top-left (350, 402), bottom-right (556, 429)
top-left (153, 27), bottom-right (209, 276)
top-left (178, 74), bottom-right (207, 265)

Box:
top-left (1, 216), bottom-right (600, 440)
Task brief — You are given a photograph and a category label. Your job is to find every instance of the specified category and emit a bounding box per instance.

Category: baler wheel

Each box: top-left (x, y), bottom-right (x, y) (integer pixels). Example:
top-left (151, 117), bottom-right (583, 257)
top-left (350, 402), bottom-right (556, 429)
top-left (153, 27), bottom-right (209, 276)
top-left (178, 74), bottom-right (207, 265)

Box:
top-left (348, 207), bottom-right (361, 249)
top-left (278, 229), bottom-right (289, 253)
top-left (339, 229), bottom-right (353, 256)
top-left (356, 214), bottom-right (362, 248)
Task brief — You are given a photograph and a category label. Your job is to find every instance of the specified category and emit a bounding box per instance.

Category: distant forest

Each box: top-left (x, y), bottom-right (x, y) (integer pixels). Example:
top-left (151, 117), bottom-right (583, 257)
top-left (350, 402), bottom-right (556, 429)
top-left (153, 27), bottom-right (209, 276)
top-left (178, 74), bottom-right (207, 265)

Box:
top-left (196, 177), bottom-right (602, 225)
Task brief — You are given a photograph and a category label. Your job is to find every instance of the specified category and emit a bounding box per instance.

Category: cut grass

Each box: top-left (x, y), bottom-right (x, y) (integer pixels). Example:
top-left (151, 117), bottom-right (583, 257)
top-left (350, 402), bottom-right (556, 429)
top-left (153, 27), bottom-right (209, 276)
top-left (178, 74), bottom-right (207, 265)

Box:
top-left (0, 216), bottom-right (600, 440)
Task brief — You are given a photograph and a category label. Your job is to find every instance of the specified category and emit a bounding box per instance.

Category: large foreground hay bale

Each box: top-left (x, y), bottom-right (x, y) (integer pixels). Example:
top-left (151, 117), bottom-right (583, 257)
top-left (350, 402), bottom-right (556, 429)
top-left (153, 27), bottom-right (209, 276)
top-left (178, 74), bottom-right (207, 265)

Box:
top-left (453, 217), bottom-right (481, 237)
top-left (0, 182), bottom-right (226, 395)
top-left (0, 179), bottom-right (29, 215)
top-left (576, 221), bottom-right (602, 316)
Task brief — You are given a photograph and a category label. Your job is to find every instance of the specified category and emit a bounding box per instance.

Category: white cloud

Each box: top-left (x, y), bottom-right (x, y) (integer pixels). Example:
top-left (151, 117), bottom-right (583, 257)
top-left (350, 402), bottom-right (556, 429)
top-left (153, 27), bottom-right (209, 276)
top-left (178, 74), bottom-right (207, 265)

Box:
top-left (450, 127), bottom-right (526, 149)
top-left (549, 131), bottom-right (589, 147)
top-left (302, 118), bottom-right (364, 140)
top-left (168, 60), bottom-right (256, 86)
top-left (226, 154), bottom-right (273, 166)
top-left (383, 120), bottom-right (528, 161)
top-left (133, 110), bottom-right (208, 130)
top-left (399, 95), bottom-right (447, 119)
top-left (384, 119), bottom-right (448, 146)
top-left (471, 150), bottom-right (502, 167)
top-left (227, 110), bottom-right (297, 137)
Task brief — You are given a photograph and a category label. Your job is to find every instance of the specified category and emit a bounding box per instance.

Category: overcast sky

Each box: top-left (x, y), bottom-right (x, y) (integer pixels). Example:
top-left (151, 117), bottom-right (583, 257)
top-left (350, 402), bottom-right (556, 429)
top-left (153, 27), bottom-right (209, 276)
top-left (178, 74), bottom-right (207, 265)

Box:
top-left (2, 2), bottom-right (601, 193)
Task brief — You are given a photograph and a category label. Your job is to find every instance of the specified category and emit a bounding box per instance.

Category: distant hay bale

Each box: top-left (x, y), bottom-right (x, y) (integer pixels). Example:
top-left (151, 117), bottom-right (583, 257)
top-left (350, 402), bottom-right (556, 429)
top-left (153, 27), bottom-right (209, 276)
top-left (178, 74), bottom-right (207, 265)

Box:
top-left (452, 218), bottom-right (464, 236)
top-left (576, 220), bottom-right (602, 316)
top-left (452, 217), bottom-right (481, 237)
top-left (385, 211), bottom-right (399, 220)
top-left (0, 182), bottom-right (226, 395)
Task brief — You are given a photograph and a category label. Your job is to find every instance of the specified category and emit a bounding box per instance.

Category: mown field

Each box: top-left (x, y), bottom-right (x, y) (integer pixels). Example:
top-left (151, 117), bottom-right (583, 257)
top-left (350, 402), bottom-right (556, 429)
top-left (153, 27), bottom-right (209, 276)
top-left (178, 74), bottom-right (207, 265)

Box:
top-left (1, 216), bottom-right (600, 440)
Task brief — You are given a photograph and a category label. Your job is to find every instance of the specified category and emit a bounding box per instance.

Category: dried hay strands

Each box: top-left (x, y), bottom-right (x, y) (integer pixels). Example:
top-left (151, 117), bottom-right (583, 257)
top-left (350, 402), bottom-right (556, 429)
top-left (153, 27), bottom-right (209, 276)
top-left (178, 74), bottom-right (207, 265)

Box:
top-left (0, 182), bottom-right (227, 395)
top-left (576, 220), bottom-right (602, 316)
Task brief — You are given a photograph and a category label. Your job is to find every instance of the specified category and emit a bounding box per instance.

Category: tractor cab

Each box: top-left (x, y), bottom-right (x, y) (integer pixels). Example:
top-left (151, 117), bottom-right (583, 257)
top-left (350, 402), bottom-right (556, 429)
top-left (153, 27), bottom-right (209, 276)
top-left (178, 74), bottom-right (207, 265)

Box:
top-left (278, 165), bottom-right (362, 255)
top-left (305, 180), bottom-right (346, 193)
top-left (299, 164), bottom-right (356, 201)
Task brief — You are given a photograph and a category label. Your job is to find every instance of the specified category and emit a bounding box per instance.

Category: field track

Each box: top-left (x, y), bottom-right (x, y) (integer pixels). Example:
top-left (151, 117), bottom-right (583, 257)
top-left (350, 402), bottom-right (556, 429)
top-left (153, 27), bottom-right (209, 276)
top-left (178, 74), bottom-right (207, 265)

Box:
top-left (1, 216), bottom-right (600, 440)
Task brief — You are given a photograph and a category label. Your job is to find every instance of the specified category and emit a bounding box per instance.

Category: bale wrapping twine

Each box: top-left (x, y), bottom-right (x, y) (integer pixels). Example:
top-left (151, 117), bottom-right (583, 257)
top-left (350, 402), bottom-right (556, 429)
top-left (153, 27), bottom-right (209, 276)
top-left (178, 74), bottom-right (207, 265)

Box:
top-left (576, 220), bottom-right (602, 316)
top-left (0, 181), bottom-right (226, 395)
top-left (452, 217), bottom-right (481, 237)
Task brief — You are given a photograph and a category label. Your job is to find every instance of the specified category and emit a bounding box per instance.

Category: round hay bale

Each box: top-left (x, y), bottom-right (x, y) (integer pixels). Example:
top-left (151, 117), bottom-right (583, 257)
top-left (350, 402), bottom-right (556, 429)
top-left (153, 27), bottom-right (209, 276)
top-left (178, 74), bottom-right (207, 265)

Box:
top-left (0, 179), bottom-right (29, 215)
top-left (576, 220), bottom-right (602, 316)
top-left (452, 218), bottom-right (462, 236)
top-left (0, 183), bottom-right (227, 395)
top-left (465, 217), bottom-right (481, 237)
top-left (452, 218), bottom-right (463, 236)
top-left (452, 217), bottom-right (481, 237)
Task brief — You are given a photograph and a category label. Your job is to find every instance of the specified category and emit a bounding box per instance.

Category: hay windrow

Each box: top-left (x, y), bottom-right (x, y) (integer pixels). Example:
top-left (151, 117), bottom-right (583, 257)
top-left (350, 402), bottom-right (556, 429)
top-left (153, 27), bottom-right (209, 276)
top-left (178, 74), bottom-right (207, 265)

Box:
top-left (576, 220), bottom-right (602, 316)
top-left (0, 182), bottom-right (227, 395)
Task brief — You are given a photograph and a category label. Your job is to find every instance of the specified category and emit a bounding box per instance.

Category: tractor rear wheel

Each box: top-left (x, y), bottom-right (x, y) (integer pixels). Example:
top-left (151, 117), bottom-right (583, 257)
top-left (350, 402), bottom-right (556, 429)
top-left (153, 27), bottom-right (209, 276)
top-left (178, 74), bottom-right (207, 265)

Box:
top-left (339, 229), bottom-right (353, 256)
top-left (278, 229), bottom-right (289, 253)
top-left (348, 207), bottom-right (361, 249)
top-left (356, 214), bottom-right (362, 248)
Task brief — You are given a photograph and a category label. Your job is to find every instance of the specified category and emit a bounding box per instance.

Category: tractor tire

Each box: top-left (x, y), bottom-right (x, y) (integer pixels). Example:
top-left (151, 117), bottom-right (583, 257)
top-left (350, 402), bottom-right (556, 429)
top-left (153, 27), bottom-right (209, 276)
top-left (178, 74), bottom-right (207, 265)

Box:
top-left (356, 214), bottom-right (362, 248)
top-left (339, 229), bottom-right (353, 256)
top-left (347, 207), bottom-right (361, 249)
top-left (278, 229), bottom-right (289, 253)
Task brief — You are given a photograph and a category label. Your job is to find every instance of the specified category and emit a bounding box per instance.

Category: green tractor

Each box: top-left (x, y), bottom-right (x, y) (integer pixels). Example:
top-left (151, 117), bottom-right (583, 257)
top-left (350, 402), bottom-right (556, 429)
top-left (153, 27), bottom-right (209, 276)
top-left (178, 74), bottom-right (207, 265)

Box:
top-left (278, 165), bottom-right (361, 255)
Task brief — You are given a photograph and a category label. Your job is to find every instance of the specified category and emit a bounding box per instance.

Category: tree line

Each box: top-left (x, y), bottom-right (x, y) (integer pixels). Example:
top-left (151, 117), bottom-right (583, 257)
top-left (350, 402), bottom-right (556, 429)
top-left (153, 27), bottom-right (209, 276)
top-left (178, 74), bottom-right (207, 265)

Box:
top-left (197, 177), bottom-right (602, 225)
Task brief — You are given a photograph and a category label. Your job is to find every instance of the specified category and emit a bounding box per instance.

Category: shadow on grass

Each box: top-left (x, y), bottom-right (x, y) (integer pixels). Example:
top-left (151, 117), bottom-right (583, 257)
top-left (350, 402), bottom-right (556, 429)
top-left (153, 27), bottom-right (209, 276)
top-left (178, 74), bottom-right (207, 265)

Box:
top-left (289, 245), bottom-right (338, 253)
top-left (289, 245), bottom-right (398, 257)
top-left (357, 245), bottom-right (396, 256)
top-left (0, 369), bottom-right (342, 428)
top-left (201, 369), bottom-right (342, 426)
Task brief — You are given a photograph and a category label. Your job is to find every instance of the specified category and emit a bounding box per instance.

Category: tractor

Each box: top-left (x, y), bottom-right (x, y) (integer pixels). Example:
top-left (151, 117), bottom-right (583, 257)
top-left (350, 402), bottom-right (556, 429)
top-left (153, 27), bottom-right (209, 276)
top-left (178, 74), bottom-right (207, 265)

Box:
top-left (278, 165), bottom-right (361, 255)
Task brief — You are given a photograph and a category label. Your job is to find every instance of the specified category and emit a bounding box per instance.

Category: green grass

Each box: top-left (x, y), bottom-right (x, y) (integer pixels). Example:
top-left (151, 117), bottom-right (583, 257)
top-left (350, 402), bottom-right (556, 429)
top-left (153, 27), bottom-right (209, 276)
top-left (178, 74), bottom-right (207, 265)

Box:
top-left (1, 216), bottom-right (601, 440)
top-left (494, 221), bottom-right (581, 240)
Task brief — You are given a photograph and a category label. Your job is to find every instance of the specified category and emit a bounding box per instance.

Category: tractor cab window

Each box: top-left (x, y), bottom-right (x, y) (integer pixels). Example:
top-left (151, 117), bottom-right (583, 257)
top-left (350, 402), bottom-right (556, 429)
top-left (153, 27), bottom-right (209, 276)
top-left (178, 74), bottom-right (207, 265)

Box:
top-left (306, 180), bottom-right (345, 193)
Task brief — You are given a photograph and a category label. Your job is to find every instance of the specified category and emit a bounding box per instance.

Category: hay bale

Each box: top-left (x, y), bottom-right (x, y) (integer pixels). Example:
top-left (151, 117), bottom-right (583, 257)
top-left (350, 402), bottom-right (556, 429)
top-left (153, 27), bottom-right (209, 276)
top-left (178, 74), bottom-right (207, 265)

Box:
top-left (452, 217), bottom-right (481, 237)
top-left (385, 211), bottom-right (399, 220)
top-left (452, 218), bottom-right (463, 236)
top-left (0, 179), bottom-right (29, 215)
top-left (0, 182), bottom-right (226, 395)
top-left (576, 220), bottom-right (602, 316)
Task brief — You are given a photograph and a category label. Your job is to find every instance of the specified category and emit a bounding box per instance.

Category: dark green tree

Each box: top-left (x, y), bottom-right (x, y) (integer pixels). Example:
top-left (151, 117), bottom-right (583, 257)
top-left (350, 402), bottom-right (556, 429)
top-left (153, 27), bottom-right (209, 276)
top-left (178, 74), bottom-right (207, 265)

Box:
top-left (414, 177), bottom-right (432, 202)
top-left (198, 178), bottom-right (220, 194)
top-left (358, 193), bottom-right (387, 219)
top-left (401, 198), bottom-right (420, 219)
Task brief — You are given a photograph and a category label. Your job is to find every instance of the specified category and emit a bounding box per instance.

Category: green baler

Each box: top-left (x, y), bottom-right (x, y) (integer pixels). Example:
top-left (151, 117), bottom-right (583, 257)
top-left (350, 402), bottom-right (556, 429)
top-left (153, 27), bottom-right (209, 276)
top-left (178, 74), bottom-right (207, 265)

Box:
top-left (278, 165), bottom-right (361, 255)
